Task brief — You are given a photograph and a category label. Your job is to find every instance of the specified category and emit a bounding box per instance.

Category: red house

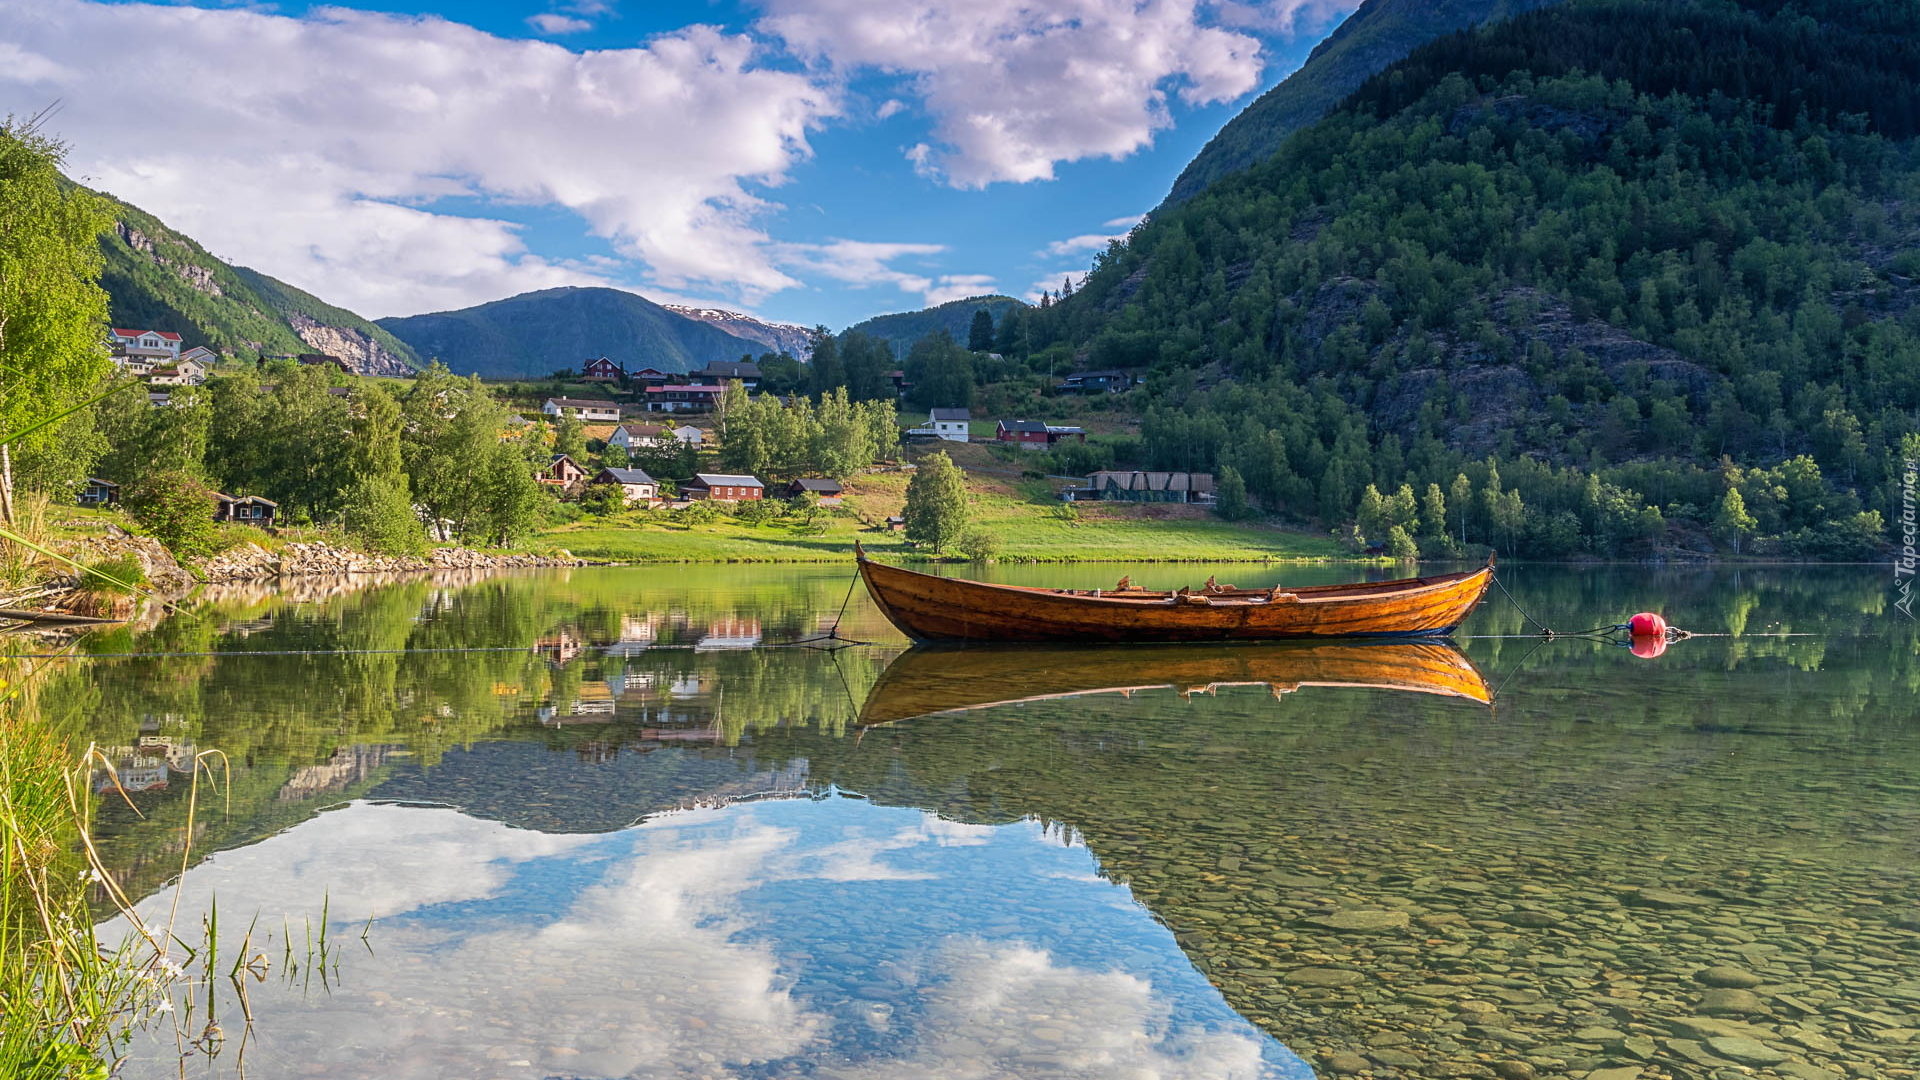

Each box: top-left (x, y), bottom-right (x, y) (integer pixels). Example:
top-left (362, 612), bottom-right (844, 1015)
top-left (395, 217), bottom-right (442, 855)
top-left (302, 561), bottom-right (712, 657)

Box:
top-left (997, 420), bottom-right (1086, 449)
top-left (682, 473), bottom-right (764, 501)
top-left (997, 419), bottom-right (1050, 447)
top-left (538, 453), bottom-right (588, 488)
top-left (581, 356), bottom-right (624, 382)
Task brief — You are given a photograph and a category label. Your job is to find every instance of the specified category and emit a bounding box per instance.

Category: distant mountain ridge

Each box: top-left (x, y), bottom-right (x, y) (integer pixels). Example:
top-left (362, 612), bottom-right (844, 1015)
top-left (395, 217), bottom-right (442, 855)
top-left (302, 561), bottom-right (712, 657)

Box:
top-left (1162, 0), bottom-right (1567, 205)
top-left (95, 191), bottom-right (420, 374)
top-left (842, 295), bottom-right (1026, 357)
top-left (663, 305), bottom-right (813, 358)
top-left (376, 286), bottom-right (771, 380)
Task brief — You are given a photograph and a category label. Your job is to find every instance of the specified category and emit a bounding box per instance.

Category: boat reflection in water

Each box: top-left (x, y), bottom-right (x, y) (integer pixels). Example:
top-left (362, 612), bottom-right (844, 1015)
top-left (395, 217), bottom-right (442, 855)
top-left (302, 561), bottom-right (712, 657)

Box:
top-left (857, 640), bottom-right (1490, 726)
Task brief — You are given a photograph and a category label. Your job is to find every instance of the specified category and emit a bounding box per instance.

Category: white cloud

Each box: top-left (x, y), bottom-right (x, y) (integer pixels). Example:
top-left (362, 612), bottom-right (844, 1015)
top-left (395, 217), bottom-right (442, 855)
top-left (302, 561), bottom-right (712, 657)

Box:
top-left (776, 239), bottom-right (994, 307)
top-left (1103, 212), bottom-right (1147, 229)
top-left (1, 0), bottom-right (837, 317)
top-left (759, 0), bottom-right (1266, 188)
top-left (527, 12), bottom-right (593, 34)
top-left (1211, 0), bottom-right (1360, 33)
top-left (875, 98), bottom-right (907, 120)
top-left (923, 274), bottom-right (1000, 306)
top-left (1042, 232), bottom-right (1129, 258)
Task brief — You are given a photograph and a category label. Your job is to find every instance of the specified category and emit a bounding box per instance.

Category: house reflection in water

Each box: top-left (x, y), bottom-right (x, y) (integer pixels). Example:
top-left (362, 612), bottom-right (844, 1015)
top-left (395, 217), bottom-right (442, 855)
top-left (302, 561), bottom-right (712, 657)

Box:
top-left (538, 681), bottom-right (616, 725)
top-left (95, 715), bottom-right (198, 794)
top-left (696, 615), bottom-right (761, 651)
top-left (275, 744), bottom-right (404, 803)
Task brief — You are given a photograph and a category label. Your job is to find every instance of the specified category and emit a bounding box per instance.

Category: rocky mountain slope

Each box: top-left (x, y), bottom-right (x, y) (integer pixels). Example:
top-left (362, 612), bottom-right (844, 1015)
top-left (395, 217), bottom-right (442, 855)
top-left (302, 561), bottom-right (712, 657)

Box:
top-left (96, 192), bottom-right (420, 374)
top-left (662, 305), bottom-right (813, 358)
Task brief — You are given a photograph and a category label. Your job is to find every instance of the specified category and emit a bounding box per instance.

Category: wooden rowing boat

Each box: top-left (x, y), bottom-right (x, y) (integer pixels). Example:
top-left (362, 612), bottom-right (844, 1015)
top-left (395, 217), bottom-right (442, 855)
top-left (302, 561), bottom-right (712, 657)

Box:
top-left (854, 544), bottom-right (1493, 643)
top-left (857, 641), bottom-right (1491, 726)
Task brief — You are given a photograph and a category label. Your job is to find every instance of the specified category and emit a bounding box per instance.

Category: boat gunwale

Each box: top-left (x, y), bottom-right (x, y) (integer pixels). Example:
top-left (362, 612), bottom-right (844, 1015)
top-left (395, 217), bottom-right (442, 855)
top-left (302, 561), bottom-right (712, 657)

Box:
top-left (858, 557), bottom-right (1491, 609)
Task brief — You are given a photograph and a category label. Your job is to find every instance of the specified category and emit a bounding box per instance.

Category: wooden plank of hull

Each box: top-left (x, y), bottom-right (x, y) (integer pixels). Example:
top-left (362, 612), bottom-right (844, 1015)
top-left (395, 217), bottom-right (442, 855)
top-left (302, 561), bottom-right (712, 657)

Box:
top-left (856, 555), bottom-right (1493, 643)
top-left (858, 641), bottom-right (1491, 725)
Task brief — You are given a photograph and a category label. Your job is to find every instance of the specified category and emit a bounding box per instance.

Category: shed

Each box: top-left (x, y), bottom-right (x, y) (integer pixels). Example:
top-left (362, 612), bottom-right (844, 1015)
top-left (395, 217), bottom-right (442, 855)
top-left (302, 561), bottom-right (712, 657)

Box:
top-left (213, 493), bottom-right (278, 526)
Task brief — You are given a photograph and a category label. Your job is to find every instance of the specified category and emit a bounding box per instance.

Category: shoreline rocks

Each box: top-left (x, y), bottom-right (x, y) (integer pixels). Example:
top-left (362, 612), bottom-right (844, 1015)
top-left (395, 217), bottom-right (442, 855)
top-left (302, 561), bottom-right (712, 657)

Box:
top-left (195, 541), bottom-right (579, 582)
top-left (53, 532), bottom-right (579, 596)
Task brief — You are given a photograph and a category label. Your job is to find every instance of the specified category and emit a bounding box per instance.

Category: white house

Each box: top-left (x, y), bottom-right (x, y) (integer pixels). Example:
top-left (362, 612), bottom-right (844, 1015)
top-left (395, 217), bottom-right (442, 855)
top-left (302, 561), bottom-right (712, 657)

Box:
top-left (146, 357), bottom-right (210, 386)
top-left (543, 397), bottom-right (622, 423)
top-left (594, 467), bottom-right (659, 504)
top-left (609, 423), bottom-right (672, 451)
top-left (673, 425), bottom-right (705, 447)
top-left (108, 328), bottom-right (182, 364)
top-left (906, 407), bottom-right (971, 443)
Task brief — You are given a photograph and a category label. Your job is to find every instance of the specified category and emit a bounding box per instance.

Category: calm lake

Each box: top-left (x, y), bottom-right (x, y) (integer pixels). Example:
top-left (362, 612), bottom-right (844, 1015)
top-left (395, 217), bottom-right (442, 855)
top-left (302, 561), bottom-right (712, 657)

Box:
top-left (45, 563), bottom-right (1920, 1079)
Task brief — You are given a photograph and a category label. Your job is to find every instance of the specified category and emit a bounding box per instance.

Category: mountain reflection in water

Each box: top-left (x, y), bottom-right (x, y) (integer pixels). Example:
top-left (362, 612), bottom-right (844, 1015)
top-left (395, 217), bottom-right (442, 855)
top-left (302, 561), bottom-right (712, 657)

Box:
top-left (45, 565), bottom-right (1920, 1080)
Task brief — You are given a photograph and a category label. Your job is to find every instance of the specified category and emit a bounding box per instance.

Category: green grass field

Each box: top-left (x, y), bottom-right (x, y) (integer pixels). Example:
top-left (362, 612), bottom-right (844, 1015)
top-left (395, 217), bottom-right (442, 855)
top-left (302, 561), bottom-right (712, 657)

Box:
top-left (533, 469), bottom-right (1350, 564)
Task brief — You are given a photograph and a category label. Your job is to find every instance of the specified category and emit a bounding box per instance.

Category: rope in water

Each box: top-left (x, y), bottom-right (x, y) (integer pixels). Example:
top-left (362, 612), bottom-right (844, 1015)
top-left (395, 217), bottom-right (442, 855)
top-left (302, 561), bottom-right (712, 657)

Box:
top-left (5, 637), bottom-right (877, 661)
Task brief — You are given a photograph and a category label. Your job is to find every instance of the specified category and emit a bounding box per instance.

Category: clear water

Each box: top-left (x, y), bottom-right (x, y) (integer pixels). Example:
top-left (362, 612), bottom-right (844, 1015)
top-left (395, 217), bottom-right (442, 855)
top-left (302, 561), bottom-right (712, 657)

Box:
top-left (44, 564), bottom-right (1920, 1079)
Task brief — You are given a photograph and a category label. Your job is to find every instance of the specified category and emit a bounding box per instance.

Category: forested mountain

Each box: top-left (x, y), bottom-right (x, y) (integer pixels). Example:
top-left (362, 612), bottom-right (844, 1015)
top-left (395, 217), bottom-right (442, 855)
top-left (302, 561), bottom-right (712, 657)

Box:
top-left (1163, 0), bottom-right (1567, 205)
top-left (97, 192), bottom-right (420, 373)
top-left (944, 0), bottom-right (1920, 559)
top-left (377, 286), bottom-right (768, 380)
top-left (841, 295), bottom-right (1026, 357)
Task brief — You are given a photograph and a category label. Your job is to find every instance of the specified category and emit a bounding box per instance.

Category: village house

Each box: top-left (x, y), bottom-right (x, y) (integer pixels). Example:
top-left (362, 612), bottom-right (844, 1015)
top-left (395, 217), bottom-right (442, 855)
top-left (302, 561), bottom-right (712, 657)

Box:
top-left (682, 473), bottom-right (764, 502)
top-left (608, 423), bottom-right (672, 451)
top-left (593, 466), bottom-right (659, 505)
top-left (179, 345), bottom-right (217, 368)
top-left (1079, 470), bottom-right (1215, 504)
top-left (906, 407), bottom-right (971, 443)
top-left (77, 478), bottom-right (119, 507)
top-left (581, 356), bottom-right (624, 383)
top-left (145, 356), bottom-right (211, 386)
top-left (644, 385), bottom-right (724, 412)
top-left (672, 424), bottom-right (705, 447)
top-left (543, 397), bottom-right (622, 423)
top-left (538, 453), bottom-right (588, 488)
top-left (690, 360), bottom-right (761, 390)
top-left (1062, 370), bottom-right (1135, 393)
top-left (108, 328), bottom-right (182, 368)
top-left (787, 478), bottom-right (844, 505)
top-left (212, 493), bottom-right (277, 526)
top-left (994, 419), bottom-right (1087, 448)
top-left (629, 366), bottom-right (672, 389)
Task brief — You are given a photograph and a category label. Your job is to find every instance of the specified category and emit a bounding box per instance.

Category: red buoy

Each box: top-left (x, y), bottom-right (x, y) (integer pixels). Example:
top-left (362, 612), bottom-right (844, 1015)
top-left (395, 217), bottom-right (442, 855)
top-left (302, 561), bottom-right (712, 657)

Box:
top-left (1628, 611), bottom-right (1667, 638)
top-left (1630, 634), bottom-right (1669, 660)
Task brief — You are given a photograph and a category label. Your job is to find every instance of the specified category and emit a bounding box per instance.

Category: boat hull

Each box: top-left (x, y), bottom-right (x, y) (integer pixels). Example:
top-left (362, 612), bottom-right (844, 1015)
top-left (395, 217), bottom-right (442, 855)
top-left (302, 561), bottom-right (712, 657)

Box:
top-left (856, 556), bottom-right (1493, 643)
top-left (858, 641), bottom-right (1491, 725)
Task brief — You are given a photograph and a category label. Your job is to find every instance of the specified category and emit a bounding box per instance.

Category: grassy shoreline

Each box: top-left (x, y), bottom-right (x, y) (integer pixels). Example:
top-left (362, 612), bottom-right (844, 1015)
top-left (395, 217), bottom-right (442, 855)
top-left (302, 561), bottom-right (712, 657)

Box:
top-left (532, 468), bottom-right (1351, 564)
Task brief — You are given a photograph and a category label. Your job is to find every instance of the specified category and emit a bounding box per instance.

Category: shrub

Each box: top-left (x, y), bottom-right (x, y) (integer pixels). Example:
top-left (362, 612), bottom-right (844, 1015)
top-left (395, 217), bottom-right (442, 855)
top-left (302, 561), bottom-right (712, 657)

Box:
top-left (958, 526), bottom-right (1001, 561)
top-left (121, 470), bottom-right (217, 557)
top-left (578, 482), bottom-right (626, 517)
top-left (341, 475), bottom-right (427, 555)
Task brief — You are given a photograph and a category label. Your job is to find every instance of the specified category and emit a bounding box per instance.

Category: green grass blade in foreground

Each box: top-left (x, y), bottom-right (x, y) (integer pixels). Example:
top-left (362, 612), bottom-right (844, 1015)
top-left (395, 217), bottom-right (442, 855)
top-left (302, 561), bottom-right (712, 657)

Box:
top-left (0, 378), bottom-right (144, 452)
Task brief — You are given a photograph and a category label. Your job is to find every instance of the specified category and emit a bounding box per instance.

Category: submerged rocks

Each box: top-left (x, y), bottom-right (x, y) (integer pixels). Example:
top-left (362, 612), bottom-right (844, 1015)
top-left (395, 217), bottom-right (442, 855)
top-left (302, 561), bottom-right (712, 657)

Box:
top-left (1284, 967), bottom-right (1367, 988)
top-left (1306, 909), bottom-right (1411, 933)
top-left (1694, 965), bottom-right (1764, 988)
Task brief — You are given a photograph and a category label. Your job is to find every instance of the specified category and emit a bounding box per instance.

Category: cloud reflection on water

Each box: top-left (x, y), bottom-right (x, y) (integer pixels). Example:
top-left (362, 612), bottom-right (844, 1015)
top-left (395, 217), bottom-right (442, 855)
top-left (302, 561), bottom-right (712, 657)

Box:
top-left (113, 799), bottom-right (1298, 1079)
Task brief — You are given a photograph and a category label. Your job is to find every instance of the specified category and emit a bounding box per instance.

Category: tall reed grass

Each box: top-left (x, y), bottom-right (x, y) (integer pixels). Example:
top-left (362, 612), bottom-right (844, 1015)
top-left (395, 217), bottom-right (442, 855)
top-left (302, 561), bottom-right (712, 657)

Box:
top-left (0, 648), bottom-right (332, 1077)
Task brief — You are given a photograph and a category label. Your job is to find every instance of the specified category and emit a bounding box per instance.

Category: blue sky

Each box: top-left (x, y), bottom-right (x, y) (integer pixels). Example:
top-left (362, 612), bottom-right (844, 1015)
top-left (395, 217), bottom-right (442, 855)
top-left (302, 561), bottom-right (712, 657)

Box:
top-left (5, 0), bottom-right (1358, 329)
